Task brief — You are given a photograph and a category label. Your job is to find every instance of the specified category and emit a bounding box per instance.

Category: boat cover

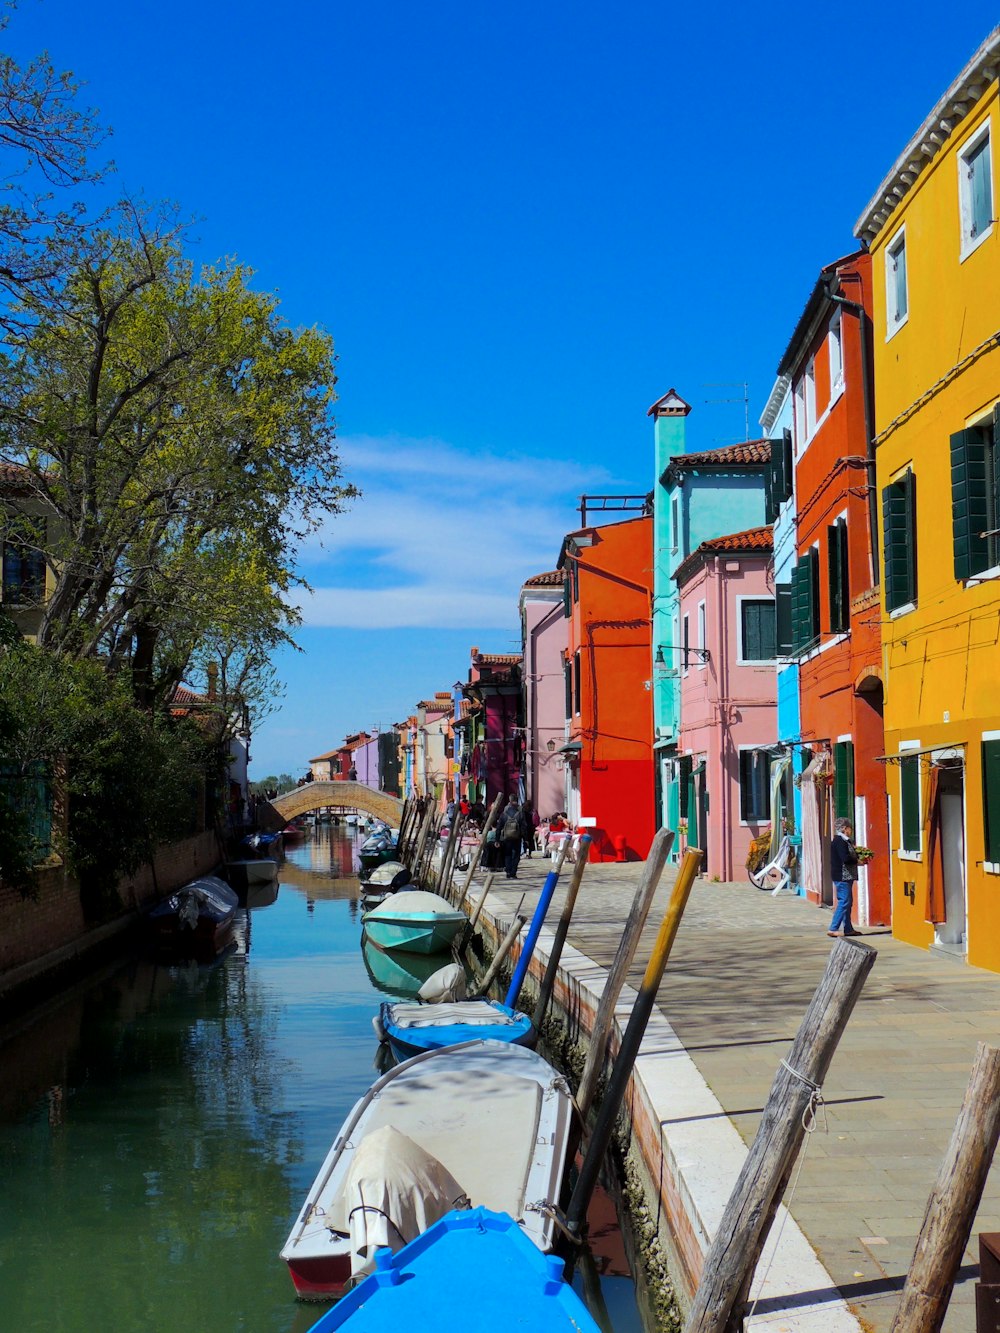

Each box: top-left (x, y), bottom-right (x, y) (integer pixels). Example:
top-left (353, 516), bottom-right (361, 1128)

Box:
top-left (415, 964), bottom-right (467, 1003)
top-left (150, 875), bottom-right (238, 928)
top-left (367, 862), bottom-right (408, 887)
top-left (364, 890), bottom-right (464, 923)
top-left (328, 1126), bottom-right (469, 1278)
top-left (388, 1001), bottom-right (520, 1030)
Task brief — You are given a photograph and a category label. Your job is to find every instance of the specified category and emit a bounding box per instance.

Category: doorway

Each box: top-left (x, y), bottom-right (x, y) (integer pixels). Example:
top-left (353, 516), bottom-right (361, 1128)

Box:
top-left (934, 765), bottom-right (966, 953)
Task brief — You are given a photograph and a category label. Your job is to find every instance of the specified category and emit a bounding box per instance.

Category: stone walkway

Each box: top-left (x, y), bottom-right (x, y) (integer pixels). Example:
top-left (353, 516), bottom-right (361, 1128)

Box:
top-left (482, 851), bottom-right (1000, 1333)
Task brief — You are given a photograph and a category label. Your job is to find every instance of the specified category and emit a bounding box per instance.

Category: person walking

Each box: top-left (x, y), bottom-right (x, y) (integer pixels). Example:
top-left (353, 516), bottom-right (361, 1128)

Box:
top-left (520, 800), bottom-right (538, 858)
top-left (828, 817), bottom-right (861, 937)
top-left (500, 797), bottom-right (524, 879)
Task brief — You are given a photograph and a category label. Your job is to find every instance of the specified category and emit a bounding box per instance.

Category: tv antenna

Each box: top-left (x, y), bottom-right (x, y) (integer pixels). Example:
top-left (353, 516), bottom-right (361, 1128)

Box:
top-left (703, 381), bottom-right (750, 441)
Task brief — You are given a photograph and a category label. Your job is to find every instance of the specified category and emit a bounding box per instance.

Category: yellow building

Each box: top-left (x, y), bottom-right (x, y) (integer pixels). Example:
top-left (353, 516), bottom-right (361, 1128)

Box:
top-left (855, 26), bottom-right (1000, 971)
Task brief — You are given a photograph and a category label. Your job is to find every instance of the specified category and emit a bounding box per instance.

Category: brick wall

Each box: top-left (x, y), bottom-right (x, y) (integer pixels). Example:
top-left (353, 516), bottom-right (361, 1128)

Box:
top-left (0, 829), bottom-right (220, 978)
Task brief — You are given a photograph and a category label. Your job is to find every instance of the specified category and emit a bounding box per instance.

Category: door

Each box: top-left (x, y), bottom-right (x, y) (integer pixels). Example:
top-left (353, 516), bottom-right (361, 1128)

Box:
top-left (935, 767), bottom-right (966, 952)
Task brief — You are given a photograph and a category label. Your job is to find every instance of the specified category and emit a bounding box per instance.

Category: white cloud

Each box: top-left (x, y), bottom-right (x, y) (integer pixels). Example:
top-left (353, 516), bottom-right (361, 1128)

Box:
top-left (294, 432), bottom-right (626, 629)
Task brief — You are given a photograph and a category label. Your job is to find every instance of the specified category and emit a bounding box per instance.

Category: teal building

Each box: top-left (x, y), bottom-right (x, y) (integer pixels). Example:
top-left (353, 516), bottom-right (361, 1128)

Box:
top-left (648, 390), bottom-right (772, 856)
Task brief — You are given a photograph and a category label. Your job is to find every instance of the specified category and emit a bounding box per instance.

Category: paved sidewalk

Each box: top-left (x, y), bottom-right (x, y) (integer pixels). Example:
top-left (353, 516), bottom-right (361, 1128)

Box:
top-left (485, 852), bottom-right (1000, 1332)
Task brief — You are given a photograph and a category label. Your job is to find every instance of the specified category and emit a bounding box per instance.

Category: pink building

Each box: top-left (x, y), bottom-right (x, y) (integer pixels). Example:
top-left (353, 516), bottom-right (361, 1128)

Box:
top-left (519, 571), bottom-right (568, 819)
top-left (354, 733), bottom-right (380, 789)
top-left (675, 527), bottom-right (777, 881)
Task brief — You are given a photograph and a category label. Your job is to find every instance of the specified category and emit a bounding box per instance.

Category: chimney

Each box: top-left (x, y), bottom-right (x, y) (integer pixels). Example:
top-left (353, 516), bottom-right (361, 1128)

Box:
top-left (206, 662), bottom-right (218, 701)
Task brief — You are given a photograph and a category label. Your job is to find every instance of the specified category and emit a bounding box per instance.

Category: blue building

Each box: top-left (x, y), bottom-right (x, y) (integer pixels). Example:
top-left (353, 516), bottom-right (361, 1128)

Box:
top-left (648, 390), bottom-right (772, 856)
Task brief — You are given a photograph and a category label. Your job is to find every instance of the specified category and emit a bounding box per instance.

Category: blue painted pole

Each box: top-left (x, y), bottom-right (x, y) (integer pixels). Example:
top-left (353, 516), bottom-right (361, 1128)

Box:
top-left (504, 845), bottom-right (570, 1008)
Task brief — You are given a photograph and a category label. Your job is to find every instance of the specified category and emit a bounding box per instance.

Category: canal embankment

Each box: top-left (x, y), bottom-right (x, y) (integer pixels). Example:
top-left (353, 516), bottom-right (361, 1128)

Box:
top-left (0, 828), bottom-right (219, 1005)
top-left (466, 855), bottom-right (1000, 1333)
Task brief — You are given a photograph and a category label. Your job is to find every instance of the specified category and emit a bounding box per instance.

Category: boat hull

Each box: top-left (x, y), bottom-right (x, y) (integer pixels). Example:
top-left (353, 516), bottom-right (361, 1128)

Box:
top-left (381, 1001), bottom-right (535, 1062)
top-left (362, 917), bottom-right (465, 955)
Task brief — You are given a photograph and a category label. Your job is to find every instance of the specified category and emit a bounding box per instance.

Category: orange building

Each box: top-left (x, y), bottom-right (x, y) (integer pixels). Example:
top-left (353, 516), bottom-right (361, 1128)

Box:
top-left (557, 515), bottom-right (655, 861)
top-left (780, 252), bottom-right (889, 925)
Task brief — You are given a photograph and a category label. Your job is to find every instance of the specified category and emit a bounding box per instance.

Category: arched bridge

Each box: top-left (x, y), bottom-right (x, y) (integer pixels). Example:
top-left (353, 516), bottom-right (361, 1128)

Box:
top-left (259, 781), bottom-right (404, 831)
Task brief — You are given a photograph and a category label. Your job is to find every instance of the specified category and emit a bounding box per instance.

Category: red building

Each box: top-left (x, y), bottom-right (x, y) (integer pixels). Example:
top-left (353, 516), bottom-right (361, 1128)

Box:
top-left (458, 648), bottom-right (524, 808)
top-left (558, 516), bottom-right (655, 861)
top-left (780, 251), bottom-right (889, 925)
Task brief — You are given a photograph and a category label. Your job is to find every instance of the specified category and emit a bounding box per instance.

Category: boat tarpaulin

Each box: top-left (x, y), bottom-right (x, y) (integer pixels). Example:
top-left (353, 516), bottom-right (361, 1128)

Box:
top-left (416, 964), bottom-right (467, 1003)
top-left (389, 1001), bottom-right (520, 1030)
top-left (331, 1126), bottom-right (469, 1278)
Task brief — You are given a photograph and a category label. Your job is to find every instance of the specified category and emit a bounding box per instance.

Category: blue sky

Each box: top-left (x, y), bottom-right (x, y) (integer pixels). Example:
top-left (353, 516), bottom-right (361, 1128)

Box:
top-left (6, 1), bottom-right (994, 776)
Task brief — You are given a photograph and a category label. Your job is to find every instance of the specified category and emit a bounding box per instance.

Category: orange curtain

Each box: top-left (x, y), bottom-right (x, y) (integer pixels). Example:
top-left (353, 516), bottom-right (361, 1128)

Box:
top-left (923, 765), bottom-right (945, 924)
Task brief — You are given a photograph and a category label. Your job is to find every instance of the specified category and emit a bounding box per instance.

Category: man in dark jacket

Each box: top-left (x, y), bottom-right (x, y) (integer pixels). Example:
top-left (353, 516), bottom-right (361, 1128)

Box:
top-left (828, 817), bottom-right (861, 937)
top-left (499, 797), bottom-right (523, 879)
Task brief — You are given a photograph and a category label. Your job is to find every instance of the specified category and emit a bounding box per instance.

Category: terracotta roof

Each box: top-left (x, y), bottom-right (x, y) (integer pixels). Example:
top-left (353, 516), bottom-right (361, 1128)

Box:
top-left (309, 748), bottom-right (340, 762)
top-left (417, 698), bottom-right (452, 712)
top-left (670, 440), bottom-right (771, 468)
top-left (474, 653), bottom-right (522, 665)
top-left (172, 685), bottom-right (210, 706)
top-left (523, 570), bottom-right (565, 587)
top-left (674, 526), bottom-right (774, 584)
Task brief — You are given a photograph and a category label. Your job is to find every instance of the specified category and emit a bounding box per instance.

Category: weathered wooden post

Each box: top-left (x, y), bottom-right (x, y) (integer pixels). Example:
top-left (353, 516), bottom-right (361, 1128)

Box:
top-left (890, 1042), bottom-right (1000, 1333)
top-left (684, 937), bottom-right (877, 1333)
top-left (472, 913), bottom-right (527, 998)
top-left (575, 826), bottom-right (675, 1121)
top-left (408, 801), bottom-right (435, 880)
top-left (440, 813), bottom-right (466, 902)
top-left (456, 793), bottom-right (504, 902)
top-left (531, 838), bottom-right (591, 1029)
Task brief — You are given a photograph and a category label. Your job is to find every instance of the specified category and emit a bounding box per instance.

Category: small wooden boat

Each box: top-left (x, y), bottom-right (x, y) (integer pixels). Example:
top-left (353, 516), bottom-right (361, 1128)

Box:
top-left (362, 861), bottom-right (409, 889)
top-left (377, 998), bottom-right (533, 1062)
top-left (280, 1040), bottom-right (573, 1299)
top-left (361, 937), bottom-right (455, 998)
top-left (362, 890), bottom-right (466, 956)
top-left (225, 858), bottom-right (279, 890)
top-left (301, 1207), bottom-right (601, 1332)
top-left (145, 875), bottom-right (239, 959)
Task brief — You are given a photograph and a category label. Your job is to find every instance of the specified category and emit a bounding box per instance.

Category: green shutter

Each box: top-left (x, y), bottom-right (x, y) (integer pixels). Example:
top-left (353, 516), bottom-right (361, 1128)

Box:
top-left (883, 474), bottom-right (917, 611)
top-left (983, 740), bottom-right (1000, 864)
top-left (759, 601), bottom-right (776, 660)
top-left (900, 755), bottom-right (920, 853)
top-left (776, 585), bottom-right (793, 655)
top-left (783, 430), bottom-right (793, 502)
top-left (742, 601), bottom-right (761, 661)
top-left (678, 755), bottom-right (692, 819)
top-left (950, 428), bottom-right (988, 580)
top-left (792, 559), bottom-right (813, 654)
top-left (827, 520), bottom-right (850, 633)
top-left (833, 741), bottom-right (855, 821)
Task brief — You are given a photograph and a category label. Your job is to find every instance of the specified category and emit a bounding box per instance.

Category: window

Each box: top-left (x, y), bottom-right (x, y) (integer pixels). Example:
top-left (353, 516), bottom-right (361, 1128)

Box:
top-left (794, 380), bottom-right (806, 450)
top-left (671, 495), bottom-right (679, 554)
top-left (682, 614), bottom-right (690, 673)
top-left (1, 515), bottom-right (46, 606)
top-left (573, 650), bottom-right (581, 715)
top-left (951, 407), bottom-right (1000, 580)
top-left (886, 230), bottom-right (908, 332)
top-left (804, 359), bottom-right (817, 438)
top-left (678, 754), bottom-right (693, 819)
top-left (899, 752), bottom-right (921, 854)
top-left (828, 312), bottom-right (843, 394)
top-left (983, 736), bottom-right (1000, 868)
top-left (960, 123), bottom-right (993, 256)
top-left (775, 584), bottom-right (793, 656)
top-left (739, 750), bottom-right (771, 822)
top-left (697, 600), bottom-right (706, 665)
top-left (765, 428), bottom-right (793, 523)
top-left (833, 740), bottom-right (855, 821)
top-left (791, 548), bottom-right (821, 654)
top-left (740, 599), bottom-right (776, 662)
top-left (882, 470), bottom-right (917, 611)
top-left (827, 517), bottom-right (850, 633)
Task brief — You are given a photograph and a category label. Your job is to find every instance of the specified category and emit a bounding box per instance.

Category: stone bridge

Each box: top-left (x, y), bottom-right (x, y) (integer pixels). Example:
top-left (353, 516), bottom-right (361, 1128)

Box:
top-left (258, 781), bottom-right (404, 831)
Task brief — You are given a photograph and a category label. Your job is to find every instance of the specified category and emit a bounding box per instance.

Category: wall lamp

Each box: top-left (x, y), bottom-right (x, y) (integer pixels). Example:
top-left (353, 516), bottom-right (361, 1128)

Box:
top-left (654, 643), bottom-right (711, 667)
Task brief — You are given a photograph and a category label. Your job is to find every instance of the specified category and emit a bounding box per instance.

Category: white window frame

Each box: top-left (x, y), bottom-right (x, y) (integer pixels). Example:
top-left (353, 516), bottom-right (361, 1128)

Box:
top-left (898, 739), bottom-right (922, 861)
top-left (735, 594), bottom-right (777, 665)
top-left (737, 743), bottom-right (771, 826)
top-left (804, 358), bottom-right (817, 439)
top-left (958, 119), bottom-right (994, 261)
top-left (794, 379), bottom-right (806, 452)
top-left (828, 310), bottom-right (844, 402)
top-left (885, 227), bottom-right (908, 339)
top-left (697, 599), bottom-right (707, 669)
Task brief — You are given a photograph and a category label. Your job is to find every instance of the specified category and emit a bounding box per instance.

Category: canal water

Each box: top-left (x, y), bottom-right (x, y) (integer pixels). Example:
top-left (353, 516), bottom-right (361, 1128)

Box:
top-left (0, 827), bottom-right (646, 1332)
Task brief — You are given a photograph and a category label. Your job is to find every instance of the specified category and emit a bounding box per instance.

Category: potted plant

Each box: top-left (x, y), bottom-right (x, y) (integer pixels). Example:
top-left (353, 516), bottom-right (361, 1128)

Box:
top-left (855, 845), bottom-right (875, 864)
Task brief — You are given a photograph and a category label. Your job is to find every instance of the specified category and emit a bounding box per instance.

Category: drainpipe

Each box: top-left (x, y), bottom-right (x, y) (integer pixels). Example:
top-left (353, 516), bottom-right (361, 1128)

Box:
top-left (826, 284), bottom-right (879, 587)
top-left (715, 556), bottom-right (728, 881)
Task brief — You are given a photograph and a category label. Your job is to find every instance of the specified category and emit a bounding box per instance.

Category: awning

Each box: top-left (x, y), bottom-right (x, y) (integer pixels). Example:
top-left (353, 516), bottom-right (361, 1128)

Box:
top-left (557, 741), bottom-right (583, 754)
top-left (875, 743), bottom-right (967, 765)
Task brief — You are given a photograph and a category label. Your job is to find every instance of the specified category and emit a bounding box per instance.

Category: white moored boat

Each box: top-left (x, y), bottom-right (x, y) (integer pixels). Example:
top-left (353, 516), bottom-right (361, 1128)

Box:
top-left (279, 1039), bottom-right (573, 1299)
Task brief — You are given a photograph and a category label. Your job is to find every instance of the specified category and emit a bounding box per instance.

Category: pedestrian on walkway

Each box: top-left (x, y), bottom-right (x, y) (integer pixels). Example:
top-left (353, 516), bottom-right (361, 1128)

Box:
top-left (828, 817), bottom-right (861, 938)
top-left (520, 799), bottom-right (539, 857)
top-left (500, 797), bottom-right (523, 879)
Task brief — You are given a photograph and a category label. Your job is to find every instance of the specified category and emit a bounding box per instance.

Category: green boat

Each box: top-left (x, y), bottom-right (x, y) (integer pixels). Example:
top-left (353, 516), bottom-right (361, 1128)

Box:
top-left (361, 890), bottom-right (467, 956)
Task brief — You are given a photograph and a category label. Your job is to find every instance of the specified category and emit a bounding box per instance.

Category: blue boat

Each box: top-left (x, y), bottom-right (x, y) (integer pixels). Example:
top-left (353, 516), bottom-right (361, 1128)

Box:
top-left (377, 997), bottom-right (534, 1061)
top-left (302, 1208), bottom-right (601, 1332)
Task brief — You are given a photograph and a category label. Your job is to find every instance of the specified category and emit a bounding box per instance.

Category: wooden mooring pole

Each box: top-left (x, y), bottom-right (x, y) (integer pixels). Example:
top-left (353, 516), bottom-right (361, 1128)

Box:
top-left (472, 913), bottom-right (526, 998)
top-left (890, 1042), bottom-right (1000, 1333)
top-left (684, 936), bottom-right (877, 1333)
top-left (531, 838), bottom-right (591, 1030)
top-left (575, 826), bottom-right (674, 1122)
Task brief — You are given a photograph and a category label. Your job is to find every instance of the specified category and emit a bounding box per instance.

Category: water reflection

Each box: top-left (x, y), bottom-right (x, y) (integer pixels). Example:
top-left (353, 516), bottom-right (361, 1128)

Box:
top-left (0, 827), bottom-right (645, 1333)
